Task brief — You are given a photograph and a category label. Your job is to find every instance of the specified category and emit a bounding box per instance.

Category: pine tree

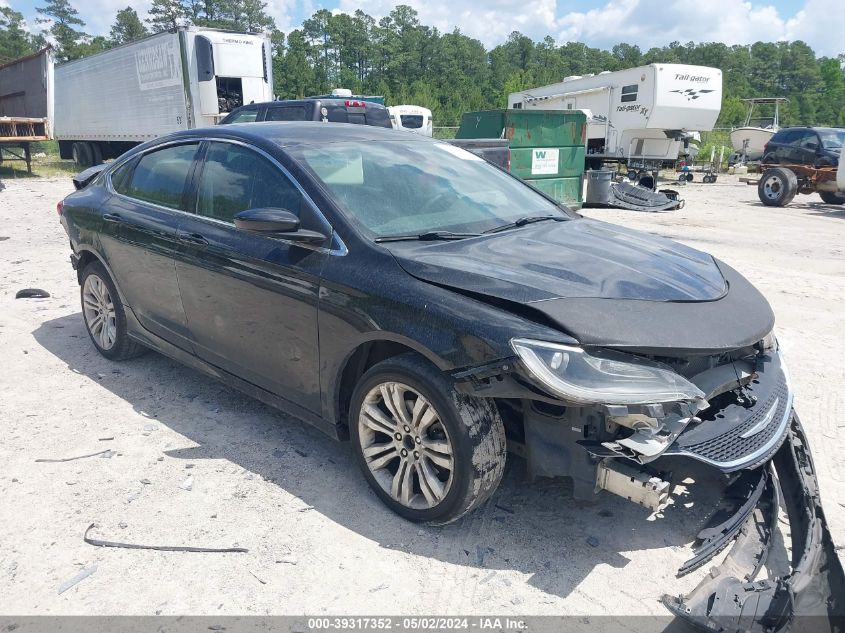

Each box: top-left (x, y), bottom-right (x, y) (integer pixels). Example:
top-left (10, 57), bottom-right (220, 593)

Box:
top-left (35, 0), bottom-right (86, 61)
top-left (109, 7), bottom-right (148, 47)
top-left (147, 0), bottom-right (187, 33)
top-left (0, 7), bottom-right (38, 62)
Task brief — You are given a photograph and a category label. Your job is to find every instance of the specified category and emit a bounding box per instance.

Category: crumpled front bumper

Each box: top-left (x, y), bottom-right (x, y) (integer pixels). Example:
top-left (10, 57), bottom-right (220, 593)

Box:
top-left (663, 413), bottom-right (845, 632)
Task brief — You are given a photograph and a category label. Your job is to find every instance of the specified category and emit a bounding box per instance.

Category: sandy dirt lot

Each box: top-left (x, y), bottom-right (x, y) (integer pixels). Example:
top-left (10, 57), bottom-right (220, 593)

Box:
top-left (1, 173), bottom-right (843, 619)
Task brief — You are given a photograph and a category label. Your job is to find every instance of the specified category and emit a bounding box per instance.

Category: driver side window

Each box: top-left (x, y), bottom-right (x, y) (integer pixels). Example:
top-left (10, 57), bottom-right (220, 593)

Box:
top-left (195, 142), bottom-right (303, 223)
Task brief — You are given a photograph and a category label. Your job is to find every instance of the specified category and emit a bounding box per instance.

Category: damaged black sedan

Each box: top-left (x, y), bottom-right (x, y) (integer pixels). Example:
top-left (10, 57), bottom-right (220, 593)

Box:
top-left (60, 123), bottom-right (843, 631)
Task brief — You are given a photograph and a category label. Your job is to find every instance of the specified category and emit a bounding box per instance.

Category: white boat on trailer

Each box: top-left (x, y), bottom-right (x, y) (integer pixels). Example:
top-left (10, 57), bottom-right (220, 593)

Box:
top-left (730, 97), bottom-right (788, 162)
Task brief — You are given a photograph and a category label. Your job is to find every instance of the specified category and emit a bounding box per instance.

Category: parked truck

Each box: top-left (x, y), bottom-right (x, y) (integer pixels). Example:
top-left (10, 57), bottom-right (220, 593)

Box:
top-left (508, 64), bottom-right (722, 170)
top-left (0, 27), bottom-right (274, 167)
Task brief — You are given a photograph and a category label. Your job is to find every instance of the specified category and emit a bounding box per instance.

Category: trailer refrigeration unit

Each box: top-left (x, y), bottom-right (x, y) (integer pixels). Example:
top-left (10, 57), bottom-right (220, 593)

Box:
top-left (508, 64), bottom-right (722, 170)
top-left (53, 27), bottom-right (273, 165)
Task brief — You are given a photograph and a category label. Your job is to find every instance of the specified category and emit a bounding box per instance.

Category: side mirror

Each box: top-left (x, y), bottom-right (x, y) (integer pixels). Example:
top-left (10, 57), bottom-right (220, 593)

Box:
top-left (234, 208), bottom-right (326, 243)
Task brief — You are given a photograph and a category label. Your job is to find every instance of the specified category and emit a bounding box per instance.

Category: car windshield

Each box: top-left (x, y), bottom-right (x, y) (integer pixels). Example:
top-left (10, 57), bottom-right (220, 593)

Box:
top-left (819, 130), bottom-right (845, 149)
top-left (293, 140), bottom-right (569, 238)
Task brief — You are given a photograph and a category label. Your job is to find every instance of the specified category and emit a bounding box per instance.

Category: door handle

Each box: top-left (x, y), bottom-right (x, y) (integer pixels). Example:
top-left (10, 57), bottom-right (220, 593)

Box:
top-left (102, 213), bottom-right (124, 223)
top-left (177, 231), bottom-right (209, 247)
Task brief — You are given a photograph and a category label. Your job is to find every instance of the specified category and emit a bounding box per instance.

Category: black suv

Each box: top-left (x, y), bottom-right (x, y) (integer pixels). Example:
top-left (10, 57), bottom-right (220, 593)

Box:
top-left (220, 98), bottom-right (392, 128)
top-left (762, 126), bottom-right (844, 166)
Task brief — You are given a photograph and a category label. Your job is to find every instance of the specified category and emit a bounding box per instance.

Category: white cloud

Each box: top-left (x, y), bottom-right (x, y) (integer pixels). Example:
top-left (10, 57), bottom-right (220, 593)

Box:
top-left (335, 0), bottom-right (844, 57)
top-left (556, 1), bottom-right (790, 50)
top-left (18, 0), bottom-right (845, 58)
top-left (784, 0), bottom-right (845, 56)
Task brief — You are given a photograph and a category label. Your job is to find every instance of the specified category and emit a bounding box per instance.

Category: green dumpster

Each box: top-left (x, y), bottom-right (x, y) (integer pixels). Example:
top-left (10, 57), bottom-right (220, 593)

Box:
top-left (456, 109), bottom-right (587, 208)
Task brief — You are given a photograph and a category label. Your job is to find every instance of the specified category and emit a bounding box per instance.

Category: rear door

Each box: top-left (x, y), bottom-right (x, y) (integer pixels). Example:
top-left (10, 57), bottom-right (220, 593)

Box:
top-left (797, 131), bottom-right (822, 165)
top-left (173, 140), bottom-right (329, 411)
top-left (100, 142), bottom-right (200, 350)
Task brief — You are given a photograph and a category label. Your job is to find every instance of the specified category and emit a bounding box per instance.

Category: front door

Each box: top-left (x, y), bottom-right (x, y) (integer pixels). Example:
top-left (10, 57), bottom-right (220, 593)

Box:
top-left (174, 140), bottom-right (328, 412)
top-left (99, 142), bottom-right (200, 350)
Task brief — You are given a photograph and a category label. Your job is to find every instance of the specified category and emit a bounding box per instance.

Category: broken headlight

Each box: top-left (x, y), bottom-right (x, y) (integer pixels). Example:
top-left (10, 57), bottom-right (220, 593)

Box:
top-left (511, 338), bottom-right (706, 405)
top-left (761, 329), bottom-right (777, 352)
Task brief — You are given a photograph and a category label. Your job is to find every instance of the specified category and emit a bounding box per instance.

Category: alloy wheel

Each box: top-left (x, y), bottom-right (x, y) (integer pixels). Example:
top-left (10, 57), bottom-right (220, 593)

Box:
top-left (82, 274), bottom-right (117, 350)
top-left (358, 382), bottom-right (454, 509)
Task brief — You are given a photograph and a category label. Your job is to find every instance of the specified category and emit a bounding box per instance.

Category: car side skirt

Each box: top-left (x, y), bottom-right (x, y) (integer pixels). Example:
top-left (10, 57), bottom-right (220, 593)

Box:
top-left (123, 306), bottom-right (346, 441)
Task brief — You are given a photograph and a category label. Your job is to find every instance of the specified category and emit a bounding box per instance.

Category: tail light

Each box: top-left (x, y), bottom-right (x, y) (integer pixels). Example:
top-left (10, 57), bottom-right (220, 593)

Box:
top-left (344, 100), bottom-right (366, 107)
top-left (506, 148), bottom-right (511, 171)
top-left (56, 200), bottom-right (64, 216)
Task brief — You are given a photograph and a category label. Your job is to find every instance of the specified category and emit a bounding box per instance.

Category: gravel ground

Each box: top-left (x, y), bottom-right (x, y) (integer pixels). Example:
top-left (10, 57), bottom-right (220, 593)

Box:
top-left (0, 173), bottom-right (843, 618)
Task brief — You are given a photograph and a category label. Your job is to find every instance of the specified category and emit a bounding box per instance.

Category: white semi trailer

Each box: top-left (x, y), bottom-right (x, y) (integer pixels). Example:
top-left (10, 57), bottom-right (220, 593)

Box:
top-left (53, 27), bottom-right (273, 165)
top-left (508, 64), bottom-right (722, 169)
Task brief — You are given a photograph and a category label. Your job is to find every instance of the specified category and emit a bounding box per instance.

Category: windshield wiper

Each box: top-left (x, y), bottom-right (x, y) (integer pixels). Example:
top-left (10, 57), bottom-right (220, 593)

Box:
top-left (374, 231), bottom-right (481, 243)
top-left (482, 215), bottom-right (566, 234)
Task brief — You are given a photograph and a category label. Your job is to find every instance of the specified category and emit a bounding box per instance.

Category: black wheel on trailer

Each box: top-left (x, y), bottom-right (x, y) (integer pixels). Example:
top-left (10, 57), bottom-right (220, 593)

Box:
top-left (627, 169), bottom-right (638, 181)
top-left (685, 172), bottom-right (694, 182)
top-left (819, 191), bottom-right (845, 205)
top-left (71, 142), bottom-right (93, 168)
top-left (90, 143), bottom-right (103, 165)
top-left (758, 167), bottom-right (798, 207)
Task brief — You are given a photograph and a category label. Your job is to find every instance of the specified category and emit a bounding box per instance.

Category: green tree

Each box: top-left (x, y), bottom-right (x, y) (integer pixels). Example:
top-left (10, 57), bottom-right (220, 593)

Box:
top-left (109, 7), bottom-right (148, 46)
top-left (35, 0), bottom-right (87, 61)
top-left (231, 0), bottom-right (275, 32)
top-left (0, 7), bottom-right (38, 62)
top-left (147, 0), bottom-right (187, 33)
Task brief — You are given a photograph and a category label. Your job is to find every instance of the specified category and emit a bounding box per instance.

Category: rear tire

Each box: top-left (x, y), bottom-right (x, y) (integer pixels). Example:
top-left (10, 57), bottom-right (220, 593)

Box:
top-left (349, 353), bottom-right (506, 525)
top-left (758, 167), bottom-right (798, 207)
top-left (80, 261), bottom-right (146, 361)
top-left (72, 142), bottom-right (93, 168)
top-left (819, 191), bottom-right (845, 205)
top-left (90, 142), bottom-right (103, 166)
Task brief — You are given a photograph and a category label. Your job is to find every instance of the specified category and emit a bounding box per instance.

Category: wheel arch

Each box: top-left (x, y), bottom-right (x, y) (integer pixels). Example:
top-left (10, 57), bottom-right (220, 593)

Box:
top-left (332, 335), bottom-right (448, 433)
top-left (74, 246), bottom-right (130, 306)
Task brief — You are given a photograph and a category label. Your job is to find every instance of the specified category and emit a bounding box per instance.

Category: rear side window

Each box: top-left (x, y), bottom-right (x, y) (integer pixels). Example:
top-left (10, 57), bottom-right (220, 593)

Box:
top-left (266, 106), bottom-right (307, 121)
top-left (123, 144), bottom-right (199, 210)
top-left (110, 159), bottom-right (136, 194)
top-left (195, 141), bottom-right (303, 223)
top-left (366, 107), bottom-right (392, 128)
top-left (225, 109), bottom-right (259, 124)
top-left (326, 106), bottom-right (349, 123)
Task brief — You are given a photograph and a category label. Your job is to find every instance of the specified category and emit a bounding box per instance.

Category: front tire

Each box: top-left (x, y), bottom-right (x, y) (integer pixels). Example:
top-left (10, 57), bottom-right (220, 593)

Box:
top-left (349, 354), bottom-right (506, 524)
top-left (80, 261), bottom-right (146, 360)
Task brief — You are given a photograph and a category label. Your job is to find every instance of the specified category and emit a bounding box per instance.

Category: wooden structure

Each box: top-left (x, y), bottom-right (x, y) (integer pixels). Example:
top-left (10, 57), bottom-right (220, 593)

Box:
top-left (0, 117), bottom-right (50, 173)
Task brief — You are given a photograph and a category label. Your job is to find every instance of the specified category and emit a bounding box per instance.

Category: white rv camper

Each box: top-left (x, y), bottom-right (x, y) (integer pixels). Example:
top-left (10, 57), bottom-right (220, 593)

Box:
top-left (388, 105), bottom-right (433, 136)
top-left (508, 64), bottom-right (722, 167)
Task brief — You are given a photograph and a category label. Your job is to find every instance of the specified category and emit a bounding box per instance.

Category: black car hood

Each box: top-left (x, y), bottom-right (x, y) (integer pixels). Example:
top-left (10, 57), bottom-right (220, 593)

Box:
top-left (391, 219), bottom-right (726, 303)
top-left (389, 219), bottom-right (774, 354)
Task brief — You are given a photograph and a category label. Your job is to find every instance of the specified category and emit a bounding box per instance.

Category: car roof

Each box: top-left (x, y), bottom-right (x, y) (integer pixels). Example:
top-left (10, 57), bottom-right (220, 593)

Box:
top-left (166, 121), bottom-right (431, 148)
top-left (776, 126), bottom-right (843, 133)
top-left (232, 98), bottom-right (386, 110)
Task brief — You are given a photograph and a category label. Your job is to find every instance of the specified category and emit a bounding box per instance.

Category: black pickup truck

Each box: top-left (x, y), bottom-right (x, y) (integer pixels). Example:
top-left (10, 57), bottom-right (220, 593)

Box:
top-left (220, 100), bottom-right (510, 171)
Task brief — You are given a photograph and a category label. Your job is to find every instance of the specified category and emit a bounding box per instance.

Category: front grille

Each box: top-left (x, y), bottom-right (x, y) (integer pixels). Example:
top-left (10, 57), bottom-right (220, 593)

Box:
top-left (667, 365), bottom-right (791, 471)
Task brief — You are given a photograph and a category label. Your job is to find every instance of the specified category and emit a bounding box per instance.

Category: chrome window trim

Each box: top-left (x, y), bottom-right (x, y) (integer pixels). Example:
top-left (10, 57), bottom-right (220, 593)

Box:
top-left (105, 137), bottom-right (347, 256)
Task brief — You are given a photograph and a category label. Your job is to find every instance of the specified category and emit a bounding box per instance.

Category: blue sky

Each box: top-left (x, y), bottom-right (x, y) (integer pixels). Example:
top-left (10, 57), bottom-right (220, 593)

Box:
top-left (4, 0), bottom-right (842, 57)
